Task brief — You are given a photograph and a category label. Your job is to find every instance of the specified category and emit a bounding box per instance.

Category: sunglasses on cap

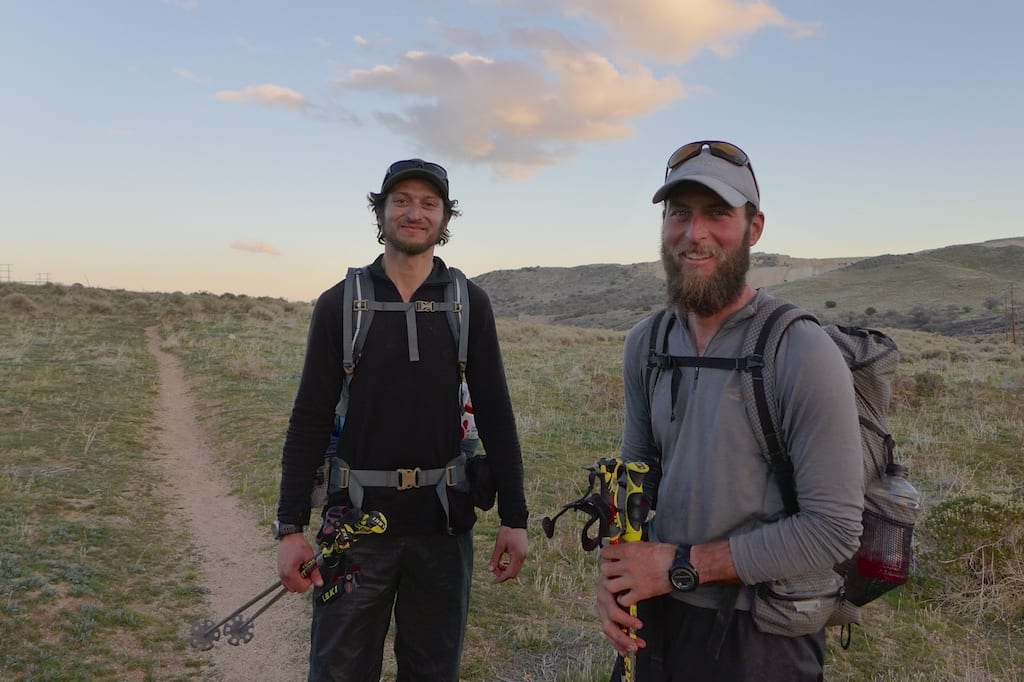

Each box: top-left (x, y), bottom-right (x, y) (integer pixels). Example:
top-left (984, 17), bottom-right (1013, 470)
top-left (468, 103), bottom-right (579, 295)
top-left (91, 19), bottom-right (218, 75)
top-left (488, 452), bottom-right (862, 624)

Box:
top-left (384, 159), bottom-right (448, 182)
top-left (665, 140), bottom-right (760, 198)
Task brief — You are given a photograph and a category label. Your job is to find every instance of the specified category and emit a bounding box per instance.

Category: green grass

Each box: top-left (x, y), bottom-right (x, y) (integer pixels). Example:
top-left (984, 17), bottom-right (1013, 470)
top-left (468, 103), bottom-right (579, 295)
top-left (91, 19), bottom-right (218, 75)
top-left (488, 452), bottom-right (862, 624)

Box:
top-left (2, 281), bottom-right (1023, 680)
top-left (0, 283), bottom-right (214, 681)
top-left (769, 244), bottom-right (1023, 317)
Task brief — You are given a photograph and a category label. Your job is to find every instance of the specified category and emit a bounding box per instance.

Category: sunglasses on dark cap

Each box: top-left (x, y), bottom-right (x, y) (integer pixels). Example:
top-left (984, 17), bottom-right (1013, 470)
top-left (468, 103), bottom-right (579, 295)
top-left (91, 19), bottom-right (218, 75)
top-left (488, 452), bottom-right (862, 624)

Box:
top-left (380, 159), bottom-right (450, 199)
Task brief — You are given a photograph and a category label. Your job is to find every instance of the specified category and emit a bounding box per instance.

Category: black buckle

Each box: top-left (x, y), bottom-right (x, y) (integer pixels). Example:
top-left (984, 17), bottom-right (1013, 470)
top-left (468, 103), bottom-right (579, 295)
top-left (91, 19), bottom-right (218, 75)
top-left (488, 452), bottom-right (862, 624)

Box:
top-left (648, 352), bottom-right (674, 370)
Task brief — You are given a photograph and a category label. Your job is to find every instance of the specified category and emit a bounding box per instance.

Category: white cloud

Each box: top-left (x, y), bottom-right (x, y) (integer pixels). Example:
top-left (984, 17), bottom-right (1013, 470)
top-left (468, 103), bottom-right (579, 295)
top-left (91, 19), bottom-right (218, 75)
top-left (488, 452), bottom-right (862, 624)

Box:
top-left (172, 67), bottom-right (204, 83)
top-left (226, 1), bottom-right (809, 177)
top-left (560, 0), bottom-right (820, 61)
top-left (231, 240), bottom-right (282, 256)
top-left (338, 48), bottom-right (681, 177)
top-left (313, 36), bottom-right (331, 48)
top-left (215, 84), bottom-right (310, 112)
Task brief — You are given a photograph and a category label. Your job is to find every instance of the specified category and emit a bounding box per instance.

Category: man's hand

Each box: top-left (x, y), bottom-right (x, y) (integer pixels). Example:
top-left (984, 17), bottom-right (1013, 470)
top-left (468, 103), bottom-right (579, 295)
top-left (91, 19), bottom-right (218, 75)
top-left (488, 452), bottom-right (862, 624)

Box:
top-left (596, 541), bottom-right (674, 655)
top-left (599, 541), bottom-right (676, 608)
top-left (277, 533), bottom-right (323, 592)
top-left (488, 525), bottom-right (528, 583)
top-left (596, 577), bottom-right (646, 656)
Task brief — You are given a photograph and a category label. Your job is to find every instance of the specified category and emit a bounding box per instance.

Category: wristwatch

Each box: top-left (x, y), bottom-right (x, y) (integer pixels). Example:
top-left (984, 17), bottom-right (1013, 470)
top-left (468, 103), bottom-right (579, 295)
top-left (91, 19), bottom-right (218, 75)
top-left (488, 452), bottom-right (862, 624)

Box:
top-left (668, 544), bottom-right (699, 593)
top-left (272, 519), bottom-right (304, 539)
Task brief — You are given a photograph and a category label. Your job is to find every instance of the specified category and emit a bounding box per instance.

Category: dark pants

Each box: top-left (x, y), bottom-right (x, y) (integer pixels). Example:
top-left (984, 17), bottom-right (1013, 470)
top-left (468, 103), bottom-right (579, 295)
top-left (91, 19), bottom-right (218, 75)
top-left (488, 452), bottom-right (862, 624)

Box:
top-left (611, 596), bottom-right (825, 682)
top-left (309, 532), bottom-right (473, 682)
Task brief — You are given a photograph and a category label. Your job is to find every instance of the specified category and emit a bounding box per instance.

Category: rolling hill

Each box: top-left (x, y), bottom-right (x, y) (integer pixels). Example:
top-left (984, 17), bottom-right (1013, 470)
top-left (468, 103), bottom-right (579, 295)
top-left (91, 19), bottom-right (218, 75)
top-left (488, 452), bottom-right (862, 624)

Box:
top-left (472, 237), bottom-right (1024, 334)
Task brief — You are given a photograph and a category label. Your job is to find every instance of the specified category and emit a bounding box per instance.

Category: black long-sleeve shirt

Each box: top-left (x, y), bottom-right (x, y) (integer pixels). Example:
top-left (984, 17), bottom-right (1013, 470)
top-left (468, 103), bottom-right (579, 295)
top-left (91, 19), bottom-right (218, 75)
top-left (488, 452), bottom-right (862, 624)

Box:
top-left (277, 255), bottom-right (528, 535)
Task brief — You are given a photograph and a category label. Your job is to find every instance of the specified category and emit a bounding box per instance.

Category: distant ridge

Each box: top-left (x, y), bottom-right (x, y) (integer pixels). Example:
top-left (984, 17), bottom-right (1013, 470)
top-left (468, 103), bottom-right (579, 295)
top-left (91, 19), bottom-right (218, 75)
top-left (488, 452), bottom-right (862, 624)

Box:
top-left (472, 238), bottom-right (1024, 334)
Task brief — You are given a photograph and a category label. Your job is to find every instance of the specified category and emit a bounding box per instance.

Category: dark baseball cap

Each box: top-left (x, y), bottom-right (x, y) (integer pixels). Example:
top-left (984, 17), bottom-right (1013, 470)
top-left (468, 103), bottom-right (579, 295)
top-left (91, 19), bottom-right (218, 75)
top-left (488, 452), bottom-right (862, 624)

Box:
top-left (379, 158), bottom-right (450, 201)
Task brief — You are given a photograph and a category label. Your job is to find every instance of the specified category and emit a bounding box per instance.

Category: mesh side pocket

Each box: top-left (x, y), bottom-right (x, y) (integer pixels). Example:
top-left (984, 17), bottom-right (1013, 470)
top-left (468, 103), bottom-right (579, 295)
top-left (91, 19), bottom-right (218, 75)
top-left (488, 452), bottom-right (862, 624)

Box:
top-left (837, 509), bottom-right (914, 606)
top-left (751, 569), bottom-right (843, 637)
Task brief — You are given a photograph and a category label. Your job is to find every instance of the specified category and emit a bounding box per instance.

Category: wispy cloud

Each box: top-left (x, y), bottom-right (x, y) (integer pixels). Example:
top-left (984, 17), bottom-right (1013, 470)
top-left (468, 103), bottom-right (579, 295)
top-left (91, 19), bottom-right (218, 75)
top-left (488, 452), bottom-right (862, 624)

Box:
top-left (172, 67), bottom-right (204, 83)
top-left (215, 84), bottom-right (310, 112)
top-left (313, 36), bottom-right (331, 48)
top-left (231, 240), bottom-right (281, 256)
top-left (223, 0), bottom-right (811, 177)
top-left (560, 0), bottom-right (821, 61)
top-left (236, 37), bottom-right (270, 53)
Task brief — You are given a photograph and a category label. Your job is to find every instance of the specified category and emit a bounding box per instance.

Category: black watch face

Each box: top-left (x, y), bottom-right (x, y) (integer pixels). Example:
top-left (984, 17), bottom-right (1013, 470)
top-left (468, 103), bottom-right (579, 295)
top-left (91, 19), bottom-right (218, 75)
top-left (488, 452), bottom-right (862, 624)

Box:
top-left (670, 566), bottom-right (698, 592)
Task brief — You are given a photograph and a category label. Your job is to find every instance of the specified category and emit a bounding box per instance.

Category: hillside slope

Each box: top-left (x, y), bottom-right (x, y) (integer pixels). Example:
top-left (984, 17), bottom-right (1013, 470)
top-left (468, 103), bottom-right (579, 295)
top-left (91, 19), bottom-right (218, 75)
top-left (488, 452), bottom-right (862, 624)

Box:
top-left (472, 239), bottom-right (1024, 333)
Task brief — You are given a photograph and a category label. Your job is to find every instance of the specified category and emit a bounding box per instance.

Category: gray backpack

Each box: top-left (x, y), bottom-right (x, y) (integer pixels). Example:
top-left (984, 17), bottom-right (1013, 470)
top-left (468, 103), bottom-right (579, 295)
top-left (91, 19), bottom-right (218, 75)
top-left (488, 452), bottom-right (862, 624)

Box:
top-left (646, 295), bottom-right (918, 644)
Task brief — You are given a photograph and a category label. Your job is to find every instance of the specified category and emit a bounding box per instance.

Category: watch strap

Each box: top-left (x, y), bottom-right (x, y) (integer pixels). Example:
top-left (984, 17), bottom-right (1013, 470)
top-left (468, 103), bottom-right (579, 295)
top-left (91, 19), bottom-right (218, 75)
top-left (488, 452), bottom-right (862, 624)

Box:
top-left (273, 520), bottom-right (304, 539)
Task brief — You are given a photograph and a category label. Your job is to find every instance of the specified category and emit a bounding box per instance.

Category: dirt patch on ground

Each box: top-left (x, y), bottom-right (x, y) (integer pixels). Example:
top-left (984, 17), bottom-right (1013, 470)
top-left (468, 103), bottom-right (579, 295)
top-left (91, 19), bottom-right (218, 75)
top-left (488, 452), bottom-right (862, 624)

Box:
top-left (146, 326), bottom-right (308, 681)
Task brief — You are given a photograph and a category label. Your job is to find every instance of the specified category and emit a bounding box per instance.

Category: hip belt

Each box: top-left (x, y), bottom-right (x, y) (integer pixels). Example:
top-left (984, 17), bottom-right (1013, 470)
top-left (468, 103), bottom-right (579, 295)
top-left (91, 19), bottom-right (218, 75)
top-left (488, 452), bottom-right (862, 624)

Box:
top-left (328, 454), bottom-right (468, 532)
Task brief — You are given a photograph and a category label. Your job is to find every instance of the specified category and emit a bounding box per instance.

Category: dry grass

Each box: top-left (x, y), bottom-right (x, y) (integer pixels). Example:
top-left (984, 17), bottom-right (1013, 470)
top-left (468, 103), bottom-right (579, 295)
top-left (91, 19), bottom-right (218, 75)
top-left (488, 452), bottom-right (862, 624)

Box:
top-left (2, 280), bottom-right (1022, 680)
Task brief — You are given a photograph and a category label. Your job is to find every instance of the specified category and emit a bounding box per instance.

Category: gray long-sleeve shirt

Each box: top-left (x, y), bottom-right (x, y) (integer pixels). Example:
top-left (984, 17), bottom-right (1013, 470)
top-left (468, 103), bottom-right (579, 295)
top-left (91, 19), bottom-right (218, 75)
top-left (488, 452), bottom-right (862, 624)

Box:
top-left (621, 290), bottom-right (863, 610)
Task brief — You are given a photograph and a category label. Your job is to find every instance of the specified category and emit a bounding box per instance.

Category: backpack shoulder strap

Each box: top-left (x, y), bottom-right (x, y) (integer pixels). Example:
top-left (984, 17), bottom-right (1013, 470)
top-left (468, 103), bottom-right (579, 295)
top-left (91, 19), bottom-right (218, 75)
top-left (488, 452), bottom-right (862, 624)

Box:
top-left (738, 296), bottom-right (819, 516)
top-left (644, 308), bottom-right (671, 410)
top-left (335, 266), bottom-right (373, 424)
top-left (446, 267), bottom-right (470, 379)
top-left (343, 266), bottom-right (376, 374)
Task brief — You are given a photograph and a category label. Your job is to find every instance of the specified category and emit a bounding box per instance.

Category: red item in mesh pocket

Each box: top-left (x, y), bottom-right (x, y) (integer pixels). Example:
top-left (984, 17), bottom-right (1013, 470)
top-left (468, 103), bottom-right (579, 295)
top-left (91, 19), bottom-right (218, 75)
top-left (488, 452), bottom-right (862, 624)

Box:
top-left (839, 510), bottom-right (914, 606)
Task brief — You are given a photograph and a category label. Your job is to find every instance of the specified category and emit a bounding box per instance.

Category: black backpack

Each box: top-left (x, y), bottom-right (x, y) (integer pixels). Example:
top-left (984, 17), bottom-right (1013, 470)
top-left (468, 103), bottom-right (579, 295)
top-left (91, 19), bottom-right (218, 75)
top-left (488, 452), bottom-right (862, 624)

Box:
top-left (645, 295), bottom-right (919, 640)
top-left (309, 264), bottom-right (495, 518)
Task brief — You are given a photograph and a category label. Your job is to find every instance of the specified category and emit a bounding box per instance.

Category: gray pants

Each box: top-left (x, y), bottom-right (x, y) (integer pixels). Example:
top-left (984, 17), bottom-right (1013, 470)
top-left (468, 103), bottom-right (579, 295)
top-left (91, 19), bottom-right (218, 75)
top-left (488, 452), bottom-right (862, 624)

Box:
top-left (309, 532), bottom-right (473, 682)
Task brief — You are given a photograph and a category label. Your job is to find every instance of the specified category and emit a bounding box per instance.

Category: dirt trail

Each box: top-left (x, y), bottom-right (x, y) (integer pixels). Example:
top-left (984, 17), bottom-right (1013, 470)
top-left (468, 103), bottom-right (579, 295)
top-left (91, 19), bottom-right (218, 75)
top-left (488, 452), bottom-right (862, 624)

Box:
top-left (145, 326), bottom-right (308, 681)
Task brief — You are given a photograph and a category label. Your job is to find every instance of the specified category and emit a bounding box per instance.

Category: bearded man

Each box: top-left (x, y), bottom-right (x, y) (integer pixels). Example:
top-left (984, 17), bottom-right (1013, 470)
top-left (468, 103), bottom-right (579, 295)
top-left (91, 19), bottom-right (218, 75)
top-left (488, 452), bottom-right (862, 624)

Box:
top-left (595, 141), bottom-right (864, 681)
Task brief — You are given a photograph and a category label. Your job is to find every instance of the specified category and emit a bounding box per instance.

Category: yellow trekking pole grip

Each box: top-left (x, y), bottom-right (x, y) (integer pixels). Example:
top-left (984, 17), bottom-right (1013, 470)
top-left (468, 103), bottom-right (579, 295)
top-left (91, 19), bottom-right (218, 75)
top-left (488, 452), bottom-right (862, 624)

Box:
top-left (614, 459), bottom-right (649, 682)
top-left (618, 460), bottom-right (650, 544)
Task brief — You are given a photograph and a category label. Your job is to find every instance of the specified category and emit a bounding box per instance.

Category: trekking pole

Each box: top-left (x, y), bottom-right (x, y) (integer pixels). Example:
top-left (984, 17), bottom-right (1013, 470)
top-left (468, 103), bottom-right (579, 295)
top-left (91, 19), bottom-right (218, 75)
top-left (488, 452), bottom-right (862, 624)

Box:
top-left (187, 506), bottom-right (387, 651)
top-left (541, 458), bottom-right (650, 682)
top-left (608, 460), bottom-right (649, 681)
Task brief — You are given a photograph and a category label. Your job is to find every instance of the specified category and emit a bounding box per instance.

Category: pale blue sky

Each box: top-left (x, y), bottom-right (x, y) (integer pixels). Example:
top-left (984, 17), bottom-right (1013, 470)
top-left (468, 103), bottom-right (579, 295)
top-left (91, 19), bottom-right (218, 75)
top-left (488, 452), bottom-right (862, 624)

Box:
top-left (3, 1), bottom-right (1022, 301)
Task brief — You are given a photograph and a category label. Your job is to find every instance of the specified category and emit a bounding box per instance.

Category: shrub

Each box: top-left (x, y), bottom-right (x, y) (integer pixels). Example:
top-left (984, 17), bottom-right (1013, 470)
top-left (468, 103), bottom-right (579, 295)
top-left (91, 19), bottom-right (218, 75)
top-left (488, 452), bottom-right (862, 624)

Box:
top-left (2, 293), bottom-right (39, 313)
top-left (825, 300), bottom-right (837, 309)
top-left (249, 305), bottom-right (280, 321)
top-left (917, 494), bottom-right (1024, 621)
top-left (913, 370), bottom-right (946, 397)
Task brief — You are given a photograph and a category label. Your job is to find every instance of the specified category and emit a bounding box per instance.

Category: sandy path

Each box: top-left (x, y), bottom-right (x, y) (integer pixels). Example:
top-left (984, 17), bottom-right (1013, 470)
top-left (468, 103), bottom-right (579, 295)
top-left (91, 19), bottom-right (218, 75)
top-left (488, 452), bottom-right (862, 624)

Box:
top-left (146, 326), bottom-right (309, 682)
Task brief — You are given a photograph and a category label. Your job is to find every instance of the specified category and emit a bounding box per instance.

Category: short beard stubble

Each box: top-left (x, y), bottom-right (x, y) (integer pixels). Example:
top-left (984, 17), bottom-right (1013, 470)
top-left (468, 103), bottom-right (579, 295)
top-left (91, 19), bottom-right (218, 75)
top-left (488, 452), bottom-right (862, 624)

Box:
top-left (662, 226), bottom-right (751, 317)
top-left (382, 221), bottom-right (445, 256)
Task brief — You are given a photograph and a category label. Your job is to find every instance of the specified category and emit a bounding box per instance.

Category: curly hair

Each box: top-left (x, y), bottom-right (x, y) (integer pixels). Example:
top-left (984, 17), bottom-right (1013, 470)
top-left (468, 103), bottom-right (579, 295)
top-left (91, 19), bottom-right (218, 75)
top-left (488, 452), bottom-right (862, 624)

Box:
top-left (366, 191), bottom-right (462, 246)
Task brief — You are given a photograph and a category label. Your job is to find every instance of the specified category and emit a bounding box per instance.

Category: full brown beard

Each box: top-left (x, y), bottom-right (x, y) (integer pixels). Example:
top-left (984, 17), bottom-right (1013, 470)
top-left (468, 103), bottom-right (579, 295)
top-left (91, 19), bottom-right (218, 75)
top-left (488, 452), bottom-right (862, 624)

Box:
top-left (661, 228), bottom-right (751, 316)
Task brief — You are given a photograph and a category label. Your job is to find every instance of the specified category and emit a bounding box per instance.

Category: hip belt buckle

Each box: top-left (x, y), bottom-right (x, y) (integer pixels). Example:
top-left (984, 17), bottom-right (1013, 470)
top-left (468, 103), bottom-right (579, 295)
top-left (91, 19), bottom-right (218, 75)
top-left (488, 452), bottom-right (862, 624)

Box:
top-left (397, 467), bottom-right (422, 490)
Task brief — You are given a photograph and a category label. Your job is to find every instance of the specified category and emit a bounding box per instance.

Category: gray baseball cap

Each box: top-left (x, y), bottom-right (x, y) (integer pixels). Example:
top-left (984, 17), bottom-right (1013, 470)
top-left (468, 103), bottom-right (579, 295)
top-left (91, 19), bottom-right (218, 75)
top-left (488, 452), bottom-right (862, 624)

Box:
top-left (652, 144), bottom-right (759, 208)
